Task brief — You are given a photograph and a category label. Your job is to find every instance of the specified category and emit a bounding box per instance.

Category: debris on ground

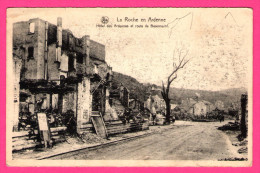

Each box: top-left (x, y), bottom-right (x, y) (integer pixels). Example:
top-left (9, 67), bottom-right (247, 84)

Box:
top-left (65, 136), bottom-right (84, 145)
top-left (218, 157), bottom-right (248, 161)
top-left (218, 122), bottom-right (240, 131)
top-left (80, 133), bottom-right (108, 144)
top-left (220, 125), bottom-right (248, 158)
top-left (238, 147), bottom-right (248, 154)
top-left (232, 139), bottom-right (248, 146)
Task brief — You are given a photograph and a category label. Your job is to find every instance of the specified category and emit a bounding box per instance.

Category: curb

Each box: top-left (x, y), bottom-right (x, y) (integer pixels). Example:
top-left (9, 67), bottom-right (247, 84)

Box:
top-left (37, 131), bottom-right (154, 160)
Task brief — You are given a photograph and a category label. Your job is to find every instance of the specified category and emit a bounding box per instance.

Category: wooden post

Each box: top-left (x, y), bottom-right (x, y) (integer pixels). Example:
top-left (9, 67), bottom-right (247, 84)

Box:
top-left (37, 113), bottom-right (52, 148)
top-left (101, 85), bottom-right (106, 116)
top-left (240, 94), bottom-right (247, 138)
top-left (58, 93), bottom-right (63, 113)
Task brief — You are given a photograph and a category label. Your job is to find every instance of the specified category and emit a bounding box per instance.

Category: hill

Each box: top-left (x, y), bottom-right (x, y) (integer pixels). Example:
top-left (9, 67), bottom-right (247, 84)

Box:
top-left (168, 87), bottom-right (247, 108)
top-left (111, 72), bottom-right (150, 102)
top-left (112, 71), bottom-right (247, 108)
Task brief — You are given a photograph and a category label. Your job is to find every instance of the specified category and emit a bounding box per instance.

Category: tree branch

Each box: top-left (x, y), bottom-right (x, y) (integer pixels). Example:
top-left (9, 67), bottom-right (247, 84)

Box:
top-left (162, 81), bottom-right (166, 93)
top-left (168, 50), bottom-right (189, 82)
top-left (161, 81), bottom-right (166, 99)
top-left (169, 74), bottom-right (177, 84)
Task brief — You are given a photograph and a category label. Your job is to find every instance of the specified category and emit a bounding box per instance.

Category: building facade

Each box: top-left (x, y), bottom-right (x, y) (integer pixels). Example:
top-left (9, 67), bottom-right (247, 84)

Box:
top-left (144, 94), bottom-right (166, 113)
top-left (188, 100), bottom-right (214, 117)
top-left (12, 18), bottom-right (113, 133)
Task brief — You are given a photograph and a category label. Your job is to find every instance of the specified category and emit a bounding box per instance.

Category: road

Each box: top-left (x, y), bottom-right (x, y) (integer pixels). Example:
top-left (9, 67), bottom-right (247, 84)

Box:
top-left (51, 121), bottom-right (240, 160)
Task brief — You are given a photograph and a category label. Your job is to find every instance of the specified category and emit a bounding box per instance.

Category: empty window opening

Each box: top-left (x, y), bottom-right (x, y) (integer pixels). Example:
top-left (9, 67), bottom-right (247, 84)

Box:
top-left (106, 73), bottom-right (110, 81)
top-left (29, 22), bottom-right (35, 33)
top-left (28, 47), bottom-right (34, 59)
top-left (68, 55), bottom-right (74, 71)
top-left (76, 53), bottom-right (84, 64)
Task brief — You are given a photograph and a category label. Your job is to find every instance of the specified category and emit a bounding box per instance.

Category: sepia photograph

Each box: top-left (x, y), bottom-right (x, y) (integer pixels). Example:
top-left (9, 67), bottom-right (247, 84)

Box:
top-left (6, 8), bottom-right (252, 167)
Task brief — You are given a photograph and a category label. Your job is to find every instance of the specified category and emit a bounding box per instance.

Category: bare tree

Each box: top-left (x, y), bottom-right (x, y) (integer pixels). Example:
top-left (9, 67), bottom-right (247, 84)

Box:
top-left (161, 45), bottom-right (190, 124)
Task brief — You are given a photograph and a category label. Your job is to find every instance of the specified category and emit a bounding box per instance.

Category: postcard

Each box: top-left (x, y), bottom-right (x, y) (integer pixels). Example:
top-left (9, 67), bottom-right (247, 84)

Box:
top-left (6, 8), bottom-right (252, 167)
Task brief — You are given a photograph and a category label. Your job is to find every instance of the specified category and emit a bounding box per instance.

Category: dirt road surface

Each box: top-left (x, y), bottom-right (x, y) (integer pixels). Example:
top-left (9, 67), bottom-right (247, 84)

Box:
top-left (51, 121), bottom-right (242, 160)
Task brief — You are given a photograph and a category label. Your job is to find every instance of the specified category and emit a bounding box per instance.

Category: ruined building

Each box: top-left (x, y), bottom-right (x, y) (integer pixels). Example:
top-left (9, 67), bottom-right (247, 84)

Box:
top-left (12, 17), bottom-right (113, 133)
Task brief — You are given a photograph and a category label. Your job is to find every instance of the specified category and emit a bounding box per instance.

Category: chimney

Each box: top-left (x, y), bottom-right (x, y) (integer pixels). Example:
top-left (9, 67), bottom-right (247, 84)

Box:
top-left (56, 17), bottom-right (62, 62)
top-left (83, 35), bottom-right (90, 66)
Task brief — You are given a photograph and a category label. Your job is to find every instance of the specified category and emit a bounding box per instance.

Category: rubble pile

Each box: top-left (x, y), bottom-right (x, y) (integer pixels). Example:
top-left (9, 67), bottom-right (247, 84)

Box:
top-left (232, 139), bottom-right (248, 146)
top-left (217, 122), bottom-right (240, 131)
top-left (232, 138), bottom-right (248, 154)
top-left (238, 147), bottom-right (248, 154)
top-left (80, 132), bottom-right (108, 144)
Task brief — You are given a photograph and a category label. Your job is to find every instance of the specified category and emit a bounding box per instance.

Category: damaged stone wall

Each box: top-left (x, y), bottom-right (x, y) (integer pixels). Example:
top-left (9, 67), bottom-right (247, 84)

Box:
top-left (13, 19), bottom-right (41, 80)
top-left (47, 44), bottom-right (60, 80)
top-left (13, 17), bottom-right (112, 134)
top-left (77, 77), bottom-right (91, 133)
top-left (13, 55), bottom-right (22, 131)
top-left (104, 88), bottom-right (119, 121)
top-left (62, 92), bottom-right (77, 113)
top-left (90, 40), bottom-right (105, 62)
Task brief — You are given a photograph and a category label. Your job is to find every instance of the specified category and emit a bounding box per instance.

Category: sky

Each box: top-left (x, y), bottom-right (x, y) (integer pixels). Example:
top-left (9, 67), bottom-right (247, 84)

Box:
top-left (7, 8), bottom-right (252, 91)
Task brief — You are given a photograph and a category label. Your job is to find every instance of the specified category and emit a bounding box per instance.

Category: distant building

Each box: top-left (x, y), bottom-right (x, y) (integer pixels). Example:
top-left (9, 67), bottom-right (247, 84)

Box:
top-left (180, 98), bottom-right (197, 112)
top-left (180, 98), bottom-right (213, 117)
top-left (188, 100), bottom-right (213, 117)
top-left (215, 100), bottom-right (225, 110)
top-left (144, 94), bottom-right (166, 113)
top-left (170, 104), bottom-right (178, 111)
top-left (109, 83), bottom-right (129, 107)
top-left (129, 99), bottom-right (144, 111)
